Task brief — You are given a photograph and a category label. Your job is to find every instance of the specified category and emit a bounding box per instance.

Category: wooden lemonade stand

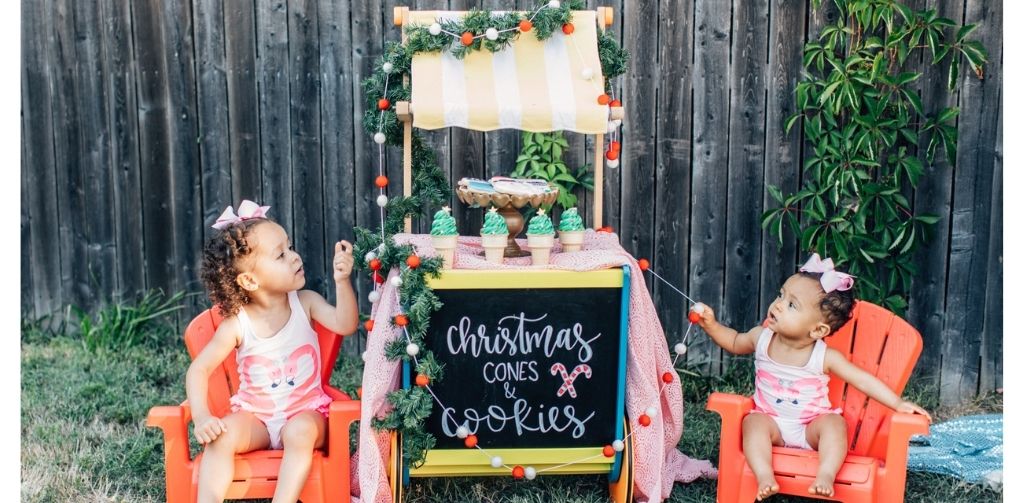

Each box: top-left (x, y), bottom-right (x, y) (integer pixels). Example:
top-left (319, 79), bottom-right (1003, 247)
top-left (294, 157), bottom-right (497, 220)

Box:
top-left (386, 5), bottom-right (634, 502)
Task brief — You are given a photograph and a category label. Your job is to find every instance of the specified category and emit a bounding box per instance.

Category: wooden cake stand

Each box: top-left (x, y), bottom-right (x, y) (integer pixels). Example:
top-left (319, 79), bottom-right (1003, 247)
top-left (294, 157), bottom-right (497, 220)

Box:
top-left (456, 186), bottom-right (559, 258)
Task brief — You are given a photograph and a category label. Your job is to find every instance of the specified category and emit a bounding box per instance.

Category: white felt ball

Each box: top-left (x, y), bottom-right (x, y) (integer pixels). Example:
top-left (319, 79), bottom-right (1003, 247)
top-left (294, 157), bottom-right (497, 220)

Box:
top-left (390, 276), bottom-right (403, 287)
top-left (368, 290), bottom-right (381, 303)
top-left (646, 406), bottom-right (659, 418)
top-left (581, 67), bottom-right (594, 80)
top-left (525, 466), bottom-right (537, 480)
top-left (548, 1), bottom-right (560, 8)
top-left (406, 342), bottom-right (420, 356)
top-left (361, 351), bottom-right (369, 362)
top-left (365, 251), bottom-right (377, 262)
top-left (382, 62), bottom-right (394, 74)
top-left (607, 158), bottom-right (620, 169)
top-left (612, 439), bottom-right (624, 452)
top-left (692, 302), bottom-right (705, 313)
top-left (456, 425), bottom-right (470, 439)
top-left (486, 28), bottom-right (499, 41)
top-left (377, 194), bottom-right (389, 207)
top-left (374, 132), bottom-right (386, 144)
top-left (429, 23), bottom-right (442, 36)
top-left (607, 121), bottom-right (618, 134)
top-left (675, 342), bottom-right (687, 355)
top-left (490, 456), bottom-right (503, 468)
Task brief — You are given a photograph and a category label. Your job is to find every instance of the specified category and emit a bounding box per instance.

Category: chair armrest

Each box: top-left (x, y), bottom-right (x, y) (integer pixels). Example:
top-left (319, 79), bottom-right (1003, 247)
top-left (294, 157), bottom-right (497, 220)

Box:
top-left (326, 400), bottom-right (362, 457)
top-left (324, 384), bottom-right (352, 401)
top-left (146, 400), bottom-right (193, 465)
top-left (884, 412), bottom-right (929, 464)
top-left (706, 392), bottom-right (754, 458)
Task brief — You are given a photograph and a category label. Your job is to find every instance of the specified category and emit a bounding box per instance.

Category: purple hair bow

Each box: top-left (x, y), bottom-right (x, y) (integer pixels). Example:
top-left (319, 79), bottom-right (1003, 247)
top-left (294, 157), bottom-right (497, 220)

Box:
top-left (211, 200), bottom-right (270, 230)
top-left (800, 253), bottom-right (854, 293)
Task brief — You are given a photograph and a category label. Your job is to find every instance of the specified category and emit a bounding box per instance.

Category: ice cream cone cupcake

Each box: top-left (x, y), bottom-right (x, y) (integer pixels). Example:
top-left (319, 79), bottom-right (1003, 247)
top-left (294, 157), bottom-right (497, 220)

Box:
top-left (430, 206), bottom-right (458, 269)
top-left (480, 207), bottom-right (509, 264)
top-left (558, 207), bottom-right (586, 252)
top-left (526, 208), bottom-right (555, 266)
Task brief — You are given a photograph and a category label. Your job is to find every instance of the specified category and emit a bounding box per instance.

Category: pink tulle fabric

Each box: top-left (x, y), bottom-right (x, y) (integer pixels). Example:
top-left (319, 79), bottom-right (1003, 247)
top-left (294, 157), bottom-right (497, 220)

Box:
top-left (353, 231), bottom-right (716, 502)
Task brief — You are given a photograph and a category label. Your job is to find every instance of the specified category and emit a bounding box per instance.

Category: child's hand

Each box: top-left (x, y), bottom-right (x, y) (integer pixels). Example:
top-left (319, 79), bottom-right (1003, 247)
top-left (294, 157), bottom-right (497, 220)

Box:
top-left (333, 240), bottom-right (354, 283)
top-left (896, 400), bottom-right (933, 423)
top-left (692, 302), bottom-right (717, 328)
top-left (193, 415), bottom-right (228, 444)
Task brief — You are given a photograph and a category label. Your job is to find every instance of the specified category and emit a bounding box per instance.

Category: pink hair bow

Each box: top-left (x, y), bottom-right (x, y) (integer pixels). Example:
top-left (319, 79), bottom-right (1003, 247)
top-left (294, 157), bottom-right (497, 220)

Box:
top-left (211, 200), bottom-right (270, 230)
top-left (800, 253), bottom-right (854, 293)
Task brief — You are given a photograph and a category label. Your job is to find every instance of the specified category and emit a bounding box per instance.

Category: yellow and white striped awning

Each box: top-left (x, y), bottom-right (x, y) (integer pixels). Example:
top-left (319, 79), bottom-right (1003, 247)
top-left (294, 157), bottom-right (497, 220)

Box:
top-left (408, 10), bottom-right (608, 134)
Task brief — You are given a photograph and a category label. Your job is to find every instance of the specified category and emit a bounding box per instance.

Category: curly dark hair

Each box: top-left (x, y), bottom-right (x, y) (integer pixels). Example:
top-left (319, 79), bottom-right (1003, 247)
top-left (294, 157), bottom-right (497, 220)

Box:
top-left (796, 271), bottom-right (856, 334)
top-left (200, 219), bottom-right (269, 316)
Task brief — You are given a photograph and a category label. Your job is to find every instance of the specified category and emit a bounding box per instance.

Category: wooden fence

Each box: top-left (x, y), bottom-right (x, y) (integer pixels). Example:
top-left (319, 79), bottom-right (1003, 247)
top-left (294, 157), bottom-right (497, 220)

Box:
top-left (20, 0), bottom-right (1001, 404)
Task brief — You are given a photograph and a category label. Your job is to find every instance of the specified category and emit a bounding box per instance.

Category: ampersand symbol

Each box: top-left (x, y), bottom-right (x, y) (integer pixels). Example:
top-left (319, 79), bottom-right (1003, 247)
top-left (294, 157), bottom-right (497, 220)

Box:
top-left (503, 382), bottom-right (517, 399)
top-left (550, 363), bottom-right (592, 398)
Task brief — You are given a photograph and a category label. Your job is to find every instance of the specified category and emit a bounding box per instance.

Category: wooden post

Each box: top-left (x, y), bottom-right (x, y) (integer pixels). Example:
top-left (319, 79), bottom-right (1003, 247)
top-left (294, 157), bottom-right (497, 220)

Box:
top-left (395, 7), bottom-right (412, 232)
top-left (592, 7), bottom-right (615, 230)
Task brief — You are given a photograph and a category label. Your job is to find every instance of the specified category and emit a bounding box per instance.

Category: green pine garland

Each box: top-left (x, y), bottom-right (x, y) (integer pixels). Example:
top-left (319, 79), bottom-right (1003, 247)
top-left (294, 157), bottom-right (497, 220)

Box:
top-left (354, 1), bottom-right (628, 469)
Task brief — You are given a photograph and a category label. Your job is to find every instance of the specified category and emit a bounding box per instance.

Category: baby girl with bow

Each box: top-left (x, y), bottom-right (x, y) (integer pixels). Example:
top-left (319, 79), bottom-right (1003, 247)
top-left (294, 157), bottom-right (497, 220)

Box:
top-left (692, 254), bottom-right (931, 500)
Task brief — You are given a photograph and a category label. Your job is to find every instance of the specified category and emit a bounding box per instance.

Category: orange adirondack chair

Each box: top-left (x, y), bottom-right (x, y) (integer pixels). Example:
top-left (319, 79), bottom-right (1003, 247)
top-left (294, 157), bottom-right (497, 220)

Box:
top-left (707, 300), bottom-right (930, 503)
top-left (146, 307), bottom-right (361, 503)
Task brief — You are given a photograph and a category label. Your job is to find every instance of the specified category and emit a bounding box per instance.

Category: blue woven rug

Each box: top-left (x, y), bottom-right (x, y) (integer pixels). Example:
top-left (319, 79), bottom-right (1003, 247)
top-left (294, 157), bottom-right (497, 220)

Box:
top-left (907, 414), bottom-right (1002, 487)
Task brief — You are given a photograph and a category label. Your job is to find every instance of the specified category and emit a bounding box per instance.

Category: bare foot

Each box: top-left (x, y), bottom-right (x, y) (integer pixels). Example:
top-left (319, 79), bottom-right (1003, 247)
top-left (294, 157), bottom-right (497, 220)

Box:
top-left (808, 472), bottom-right (836, 497)
top-left (754, 472), bottom-right (780, 501)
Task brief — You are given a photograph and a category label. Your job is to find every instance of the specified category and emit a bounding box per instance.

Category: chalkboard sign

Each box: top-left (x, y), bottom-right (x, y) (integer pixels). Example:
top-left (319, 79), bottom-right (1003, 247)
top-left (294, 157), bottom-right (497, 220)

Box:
top-left (411, 269), bottom-right (629, 450)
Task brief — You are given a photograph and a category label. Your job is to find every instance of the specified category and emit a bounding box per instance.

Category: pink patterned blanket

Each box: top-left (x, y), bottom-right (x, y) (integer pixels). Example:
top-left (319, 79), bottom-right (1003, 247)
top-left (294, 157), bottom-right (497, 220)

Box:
top-left (353, 231), bottom-right (716, 502)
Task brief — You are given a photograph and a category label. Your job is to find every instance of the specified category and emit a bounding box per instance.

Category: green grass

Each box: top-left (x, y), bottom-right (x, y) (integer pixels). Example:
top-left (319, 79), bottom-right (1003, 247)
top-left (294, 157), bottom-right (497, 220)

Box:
top-left (21, 313), bottom-right (1002, 502)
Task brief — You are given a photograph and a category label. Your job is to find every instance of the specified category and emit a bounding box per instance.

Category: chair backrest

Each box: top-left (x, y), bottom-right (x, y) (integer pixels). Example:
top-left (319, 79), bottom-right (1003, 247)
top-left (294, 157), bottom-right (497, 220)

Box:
top-left (824, 301), bottom-right (923, 458)
top-left (183, 306), bottom-right (344, 417)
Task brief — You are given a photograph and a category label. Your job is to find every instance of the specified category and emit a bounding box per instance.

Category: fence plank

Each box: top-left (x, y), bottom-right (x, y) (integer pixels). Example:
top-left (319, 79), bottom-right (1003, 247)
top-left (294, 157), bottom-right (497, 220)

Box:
top-left (134, 0), bottom-right (203, 311)
top-left (411, 0), bottom-right (453, 230)
top-left (906, 0), bottom-right (961, 388)
top-left (105, 0), bottom-right (146, 300)
top-left (722, 0), bottom-right (769, 372)
top-left (318, 0), bottom-right (360, 353)
top-left (620, 0), bottom-right (657, 281)
top-left (759, 0), bottom-right (806, 323)
top-left (688, 0), bottom-right (731, 373)
top-left (981, 108), bottom-right (1002, 391)
top-left (224, 0), bottom-right (263, 202)
top-left (940, 0), bottom-right (1001, 404)
top-left (653, 0), bottom-right (694, 349)
top-left (21, 0), bottom-right (63, 315)
top-left (193, 0), bottom-right (233, 238)
top-left (256, 0), bottom-right (294, 234)
top-left (288, 0), bottom-right (329, 296)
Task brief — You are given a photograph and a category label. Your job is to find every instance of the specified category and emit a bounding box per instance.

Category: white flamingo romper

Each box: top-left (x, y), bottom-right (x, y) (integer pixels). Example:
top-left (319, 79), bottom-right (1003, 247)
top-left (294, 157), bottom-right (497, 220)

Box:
top-left (751, 328), bottom-right (841, 449)
top-left (229, 291), bottom-right (332, 449)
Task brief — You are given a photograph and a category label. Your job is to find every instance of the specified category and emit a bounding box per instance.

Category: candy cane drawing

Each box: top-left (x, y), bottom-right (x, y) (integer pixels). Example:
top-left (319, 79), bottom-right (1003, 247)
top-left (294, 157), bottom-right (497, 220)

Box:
top-left (550, 363), bottom-right (593, 398)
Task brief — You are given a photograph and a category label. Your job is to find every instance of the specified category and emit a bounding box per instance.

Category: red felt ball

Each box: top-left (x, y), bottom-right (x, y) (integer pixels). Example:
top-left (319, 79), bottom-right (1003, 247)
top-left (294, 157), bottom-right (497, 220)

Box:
top-left (465, 434), bottom-right (478, 448)
top-left (406, 254), bottom-right (421, 269)
top-left (375, 175), bottom-right (389, 188)
top-left (609, 99), bottom-right (622, 107)
top-left (519, 19), bottom-right (533, 32)
top-left (377, 98), bottom-right (390, 111)
top-left (662, 371), bottom-right (674, 383)
top-left (605, 149), bottom-right (619, 161)
top-left (597, 94), bottom-right (611, 105)
top-left (609, 141), bottom-right (621, 152)
top-left (512, 465), bottom-right (525, 479)
top-left (637, 258), bottom-right (650, 271)
top-left (562, 23), bottom-right (575, 35)
top-left (394, 314), bottom-right (409, 327)
top-left (603, 445), bottom-right (615, 458)
top-left (415, 374), bottom-right (430, 387)
top-left (364, 319), bottom-right (375, 332)
top-left (688, 310), bottom-right (702, 324)
top-left (639, 414), bottom-right (652, 427)
top-left (369, 258), bottom-right (382, 271)
top-left (597, 226), bottom-right (614, 233)
top-left (373, 272), bottom-right (385, 284)
top-left (357, 386), bottom-right (363, 398)
top-left (461, 31), bottom-right (474, 46)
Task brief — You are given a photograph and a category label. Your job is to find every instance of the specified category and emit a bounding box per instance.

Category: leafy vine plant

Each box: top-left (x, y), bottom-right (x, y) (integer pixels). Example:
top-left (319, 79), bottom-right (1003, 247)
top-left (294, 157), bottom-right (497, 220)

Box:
top-left (762, 0), bottom-right (987, 314)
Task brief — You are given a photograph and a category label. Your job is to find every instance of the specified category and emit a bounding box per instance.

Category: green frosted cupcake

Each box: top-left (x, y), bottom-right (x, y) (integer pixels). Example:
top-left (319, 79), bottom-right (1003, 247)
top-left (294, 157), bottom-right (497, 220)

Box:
top-left (527, 208), bottom-right (555, 266)
top-left (480, 207), bottom-right (508, 264)
top-left (431, 206), bottom-right (458, 269)
top-left (558, 207), bottom-right (586, 252)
